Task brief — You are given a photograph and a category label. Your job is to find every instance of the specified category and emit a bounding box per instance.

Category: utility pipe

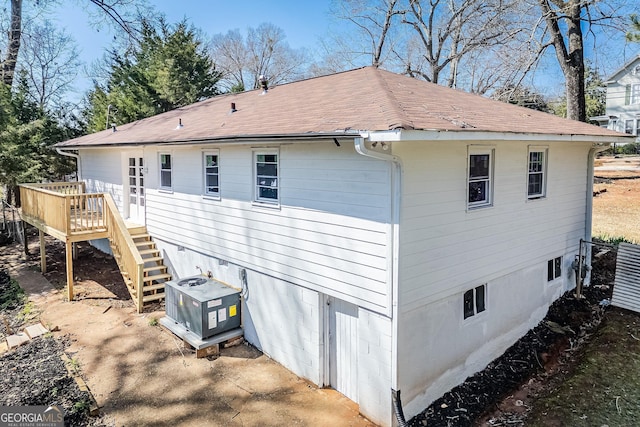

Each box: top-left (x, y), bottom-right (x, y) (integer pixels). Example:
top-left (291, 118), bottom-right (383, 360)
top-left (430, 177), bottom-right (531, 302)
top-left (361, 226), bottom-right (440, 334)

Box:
top-left (582, 144), bottom-right (610, 288)
top-left (55, 148), bottom-right (81, 181)
top-left (354, 136), bottom-right (403, 421)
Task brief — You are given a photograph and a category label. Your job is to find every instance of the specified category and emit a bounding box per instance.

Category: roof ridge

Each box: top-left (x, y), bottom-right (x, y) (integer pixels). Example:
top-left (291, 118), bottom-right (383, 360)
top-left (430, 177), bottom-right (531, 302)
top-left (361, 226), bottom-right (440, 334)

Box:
top-left (367, 67), bottom-right (414, 130)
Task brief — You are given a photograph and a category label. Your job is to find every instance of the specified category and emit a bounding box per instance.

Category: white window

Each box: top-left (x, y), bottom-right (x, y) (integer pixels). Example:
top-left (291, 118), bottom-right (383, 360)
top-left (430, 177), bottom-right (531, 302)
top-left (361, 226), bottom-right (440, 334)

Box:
top-left (632, 84), bottom-right (640, 104)
top-left (527, 146), bottom-right (548, 199)
top-left (463, 284), bottom-right (486, 320)
top-left (254, 151), bottom-right (279, 203)
top-left (467, 147), bottom-right (494, 209)
top-left (625, 119), bottom-right (635, 135)
top-left (159, 153), bottom-right (172, 190)
top-left (203, 151), bottom-right (220, 197)
top-left (547, 256), bottom-right (562, 282)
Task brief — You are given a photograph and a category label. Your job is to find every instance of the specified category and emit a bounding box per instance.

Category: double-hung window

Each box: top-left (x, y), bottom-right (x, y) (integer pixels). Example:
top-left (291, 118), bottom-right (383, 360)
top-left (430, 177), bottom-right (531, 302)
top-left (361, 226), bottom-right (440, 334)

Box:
top-left (159, 153), bottom-right (172, 191)
top-left (527, 146), bottom-right (548, 199)
top-left (203, 151), bottom-right (220, 197)
top-left (467, 147), bottom-right (494, 209)
top-left (254, 150), bottom-right (279, 204)
top-left (633, 84), bottom-right (640, 105)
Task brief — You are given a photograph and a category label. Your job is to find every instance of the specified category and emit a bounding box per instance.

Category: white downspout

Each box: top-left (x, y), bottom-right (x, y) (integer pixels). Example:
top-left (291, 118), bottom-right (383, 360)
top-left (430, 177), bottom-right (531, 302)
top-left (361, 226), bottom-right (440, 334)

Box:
top-left (55, 148), bottom-right (82, 181)
top-left (354, 136), bottom-right (403, 420)
top-left (583, 143), bottom-right (609, 286)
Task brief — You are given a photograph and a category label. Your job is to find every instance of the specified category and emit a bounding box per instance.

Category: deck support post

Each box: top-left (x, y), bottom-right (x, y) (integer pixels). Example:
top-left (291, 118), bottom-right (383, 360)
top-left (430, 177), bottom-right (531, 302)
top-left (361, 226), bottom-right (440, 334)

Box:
top-left (72, 242), bottom-right (78, 260)
top-left (65, 240), bottom-right (74, 301)
top-left (22, 221), bottom-right (29, 255)
top-left (39, 230), bottom-right (46, 273)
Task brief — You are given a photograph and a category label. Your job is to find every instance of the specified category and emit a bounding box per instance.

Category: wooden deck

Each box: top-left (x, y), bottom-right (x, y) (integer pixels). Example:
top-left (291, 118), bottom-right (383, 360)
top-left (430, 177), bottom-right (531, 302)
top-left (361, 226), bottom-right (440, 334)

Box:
top-left (19, 182), bottom-right (169, 313)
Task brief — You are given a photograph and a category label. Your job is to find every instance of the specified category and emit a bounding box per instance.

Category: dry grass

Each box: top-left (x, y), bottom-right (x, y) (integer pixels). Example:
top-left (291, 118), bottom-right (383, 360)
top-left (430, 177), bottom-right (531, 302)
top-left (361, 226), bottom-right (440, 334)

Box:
top-left (592, 173), bottom-right (640, 244)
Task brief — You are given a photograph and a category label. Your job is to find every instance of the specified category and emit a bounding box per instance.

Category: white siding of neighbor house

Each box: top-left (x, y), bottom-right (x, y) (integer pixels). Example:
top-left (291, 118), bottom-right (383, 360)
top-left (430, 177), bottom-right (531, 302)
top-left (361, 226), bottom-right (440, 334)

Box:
top-left (80, 148), bottom-right (125, 213)
top-left (394, 139), bottom-right (590, 418)
top-left (143, 141), bottom-right (393, 314)
top-left (605, 59), bottom-right (640, 139)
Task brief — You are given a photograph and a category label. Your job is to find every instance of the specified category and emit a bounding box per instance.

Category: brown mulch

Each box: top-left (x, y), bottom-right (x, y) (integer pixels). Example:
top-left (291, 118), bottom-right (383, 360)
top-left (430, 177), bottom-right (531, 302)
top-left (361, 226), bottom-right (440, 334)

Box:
top-left (408, 249), bottom-right (617, 427)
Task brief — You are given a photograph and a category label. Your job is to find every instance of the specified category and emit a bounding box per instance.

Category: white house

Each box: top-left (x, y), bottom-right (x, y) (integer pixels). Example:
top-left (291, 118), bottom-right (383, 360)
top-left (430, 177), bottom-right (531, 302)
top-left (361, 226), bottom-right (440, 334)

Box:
top-left (55, 67), bottom-right (628, 426)
top-left (592, 54), bottom-right (640, 141)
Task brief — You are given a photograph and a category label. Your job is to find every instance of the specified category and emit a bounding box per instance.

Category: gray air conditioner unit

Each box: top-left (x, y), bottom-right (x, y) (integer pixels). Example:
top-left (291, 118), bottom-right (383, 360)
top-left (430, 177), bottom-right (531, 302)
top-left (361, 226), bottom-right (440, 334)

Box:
top-left (165, 276), bottom-right (241, 339)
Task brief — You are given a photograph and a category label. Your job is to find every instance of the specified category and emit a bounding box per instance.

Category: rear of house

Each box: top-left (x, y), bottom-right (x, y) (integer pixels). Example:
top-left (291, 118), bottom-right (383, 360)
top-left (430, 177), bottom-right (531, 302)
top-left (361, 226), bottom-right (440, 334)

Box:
top-left (55, 67), bottom-right (627, 425)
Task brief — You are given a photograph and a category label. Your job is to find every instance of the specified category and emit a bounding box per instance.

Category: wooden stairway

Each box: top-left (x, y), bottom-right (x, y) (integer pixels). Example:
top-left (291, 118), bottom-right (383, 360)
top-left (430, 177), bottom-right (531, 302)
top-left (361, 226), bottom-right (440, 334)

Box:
top-left (110, 224), bottom-right (171, 309)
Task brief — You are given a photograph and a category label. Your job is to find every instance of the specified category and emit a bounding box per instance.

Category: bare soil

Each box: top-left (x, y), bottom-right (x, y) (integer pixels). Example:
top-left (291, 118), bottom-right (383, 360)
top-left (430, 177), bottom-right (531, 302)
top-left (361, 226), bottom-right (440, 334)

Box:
top-left (1, 237), bottom-right (373, 427)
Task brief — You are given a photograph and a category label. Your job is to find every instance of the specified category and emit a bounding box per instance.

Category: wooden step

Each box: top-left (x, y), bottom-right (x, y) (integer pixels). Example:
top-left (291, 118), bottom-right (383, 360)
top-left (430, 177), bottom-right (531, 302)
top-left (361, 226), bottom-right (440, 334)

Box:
top-left (132, 233), bottom-right (151, 240)
top-left (144, 265), bottom-right (168, 274)
top-left (143, 293), bottom-right (166, 303)
top-left (143, 256), bottom-right (164, 264)
top-left (139, 248), bottom-right (160, 256)
top-left (126, 225), bottom-right (147, 235)
top-left (143, 283), bottom-right (166, 292)
top-left (144, 273), bottom-right (172, 283)
top-left (135, 240), bottom-right (156, 248)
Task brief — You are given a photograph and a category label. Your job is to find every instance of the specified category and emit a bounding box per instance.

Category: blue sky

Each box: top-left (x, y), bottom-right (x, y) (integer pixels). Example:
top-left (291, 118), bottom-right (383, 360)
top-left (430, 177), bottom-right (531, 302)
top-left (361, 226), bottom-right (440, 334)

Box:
top-left (51, 0), bottom-right (333, 102)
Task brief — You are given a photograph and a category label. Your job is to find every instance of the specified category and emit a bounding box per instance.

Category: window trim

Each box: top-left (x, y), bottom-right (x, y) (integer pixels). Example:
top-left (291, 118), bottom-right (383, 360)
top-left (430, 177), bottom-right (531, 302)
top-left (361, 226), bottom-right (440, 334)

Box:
top-left (527, 146), bottom-right (548, 200)
top-left (467, 146), bottom-right (495, 210)
top-left (203, 150), bottom-right (220, 199)
top-left (463, 284), bottom-right (487, 321)
top-left (159, 152), bottom-right (173, 192)
top-left (253, 149), bottom-right (280, 206)
top-left (632, 84), bottom-right (640, 105)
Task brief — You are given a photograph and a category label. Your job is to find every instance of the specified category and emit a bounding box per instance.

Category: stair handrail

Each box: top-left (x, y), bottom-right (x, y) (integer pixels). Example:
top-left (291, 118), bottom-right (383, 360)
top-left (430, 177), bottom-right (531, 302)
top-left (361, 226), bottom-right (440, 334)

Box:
top-left (102, 193), bottom-right (145, 312)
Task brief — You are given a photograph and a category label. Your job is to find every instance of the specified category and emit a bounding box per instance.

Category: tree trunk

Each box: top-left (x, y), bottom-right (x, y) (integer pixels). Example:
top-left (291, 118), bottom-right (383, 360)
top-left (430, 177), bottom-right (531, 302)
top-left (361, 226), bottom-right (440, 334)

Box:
top-left (539, 0), bottom-right (586, 122)
top-left (2, 0), bottom-right (23, 88)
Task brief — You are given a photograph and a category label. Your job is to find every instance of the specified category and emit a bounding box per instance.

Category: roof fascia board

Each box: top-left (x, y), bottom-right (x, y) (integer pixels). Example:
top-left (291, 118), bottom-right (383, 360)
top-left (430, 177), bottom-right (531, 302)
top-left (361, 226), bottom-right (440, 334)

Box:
top-left (375, 129), bottom-right (627, 144)
top-left (54, 132), bottom-right (358, 150)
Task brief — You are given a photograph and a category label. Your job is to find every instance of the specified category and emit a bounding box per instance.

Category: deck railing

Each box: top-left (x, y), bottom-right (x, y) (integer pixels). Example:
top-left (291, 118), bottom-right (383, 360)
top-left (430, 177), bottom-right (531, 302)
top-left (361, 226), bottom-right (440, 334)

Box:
top-left (103, 194), bottom-right (145, 310)
top-left (20, 183), bottom-right (106, 235)
top-left (19, 183), bottom-right (146, 311)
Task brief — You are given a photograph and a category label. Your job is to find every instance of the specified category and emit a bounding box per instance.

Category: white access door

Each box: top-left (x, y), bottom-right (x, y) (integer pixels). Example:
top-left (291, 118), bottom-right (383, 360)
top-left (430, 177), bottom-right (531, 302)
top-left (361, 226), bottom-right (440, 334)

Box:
top-left (126, 154), bottom-right (145, 223)
top-left (328, 296), bottom-right (358, 402)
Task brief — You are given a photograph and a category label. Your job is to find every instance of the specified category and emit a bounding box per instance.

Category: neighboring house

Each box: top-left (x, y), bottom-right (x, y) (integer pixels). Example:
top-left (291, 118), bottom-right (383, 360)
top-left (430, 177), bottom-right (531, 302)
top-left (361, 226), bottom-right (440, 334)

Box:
top-left (54, 67), bottom-right (627, 426)
top-left (592, 54), bottom-right (640, 142)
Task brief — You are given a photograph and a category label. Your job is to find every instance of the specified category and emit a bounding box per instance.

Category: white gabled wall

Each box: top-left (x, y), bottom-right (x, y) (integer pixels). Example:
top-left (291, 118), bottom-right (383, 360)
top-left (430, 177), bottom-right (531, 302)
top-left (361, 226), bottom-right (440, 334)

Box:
top-left (394, 139), bottom-right (590, 418)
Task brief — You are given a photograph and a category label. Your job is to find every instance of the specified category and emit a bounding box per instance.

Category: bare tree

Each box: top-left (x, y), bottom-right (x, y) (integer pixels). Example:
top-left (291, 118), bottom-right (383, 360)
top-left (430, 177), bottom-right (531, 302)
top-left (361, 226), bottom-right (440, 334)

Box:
top-left (20, 21), bottom-right (81, 109)
top-left (210, 23), bottom-right (308, 92)
top-left (401, 0), bottom-right (524, 86)
top-left (533, 0), bottom-right (629, 121)
top-left (1, 0), bottom-right (148, 89)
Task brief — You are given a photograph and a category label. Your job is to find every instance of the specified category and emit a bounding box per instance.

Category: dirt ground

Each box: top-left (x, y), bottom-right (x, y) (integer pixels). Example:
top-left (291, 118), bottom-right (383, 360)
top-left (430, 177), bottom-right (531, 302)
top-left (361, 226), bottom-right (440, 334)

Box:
top-left (593, 155), bottom-right (640, 243)
top-left (0, 237), bottom-right (374, 427)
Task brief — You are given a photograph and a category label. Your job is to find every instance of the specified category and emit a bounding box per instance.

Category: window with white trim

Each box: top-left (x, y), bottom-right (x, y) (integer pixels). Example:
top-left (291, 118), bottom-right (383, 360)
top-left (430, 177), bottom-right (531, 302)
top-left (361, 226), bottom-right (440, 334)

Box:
top-left (203, 151), bottom-right (220, 197)
top-left (159, 153), bottom-right (172, 190)
top-left (632, 84), bottom-right (640, 104)
top-left (463, 284), bottom-right (486, 319)
top-left (625, 119), bottom-right (635, 135)
top-left (254, 151), bottom-right (279, 203)
top-left (547, 256), bottom-right (562, 282)
top-left (467, 147), bottom-right (494, 209)
top-left (527, 147), bottom-right (548, 199)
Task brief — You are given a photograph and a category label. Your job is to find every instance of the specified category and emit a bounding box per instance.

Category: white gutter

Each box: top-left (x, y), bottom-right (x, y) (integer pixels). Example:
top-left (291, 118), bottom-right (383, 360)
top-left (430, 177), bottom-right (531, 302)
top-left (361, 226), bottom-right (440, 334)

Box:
top-left (583, 143), bottom-right (610, 286)
top-left (55, 148), bottom-right (82, 181)
top-left (354, 136), bottom-right (402, 398)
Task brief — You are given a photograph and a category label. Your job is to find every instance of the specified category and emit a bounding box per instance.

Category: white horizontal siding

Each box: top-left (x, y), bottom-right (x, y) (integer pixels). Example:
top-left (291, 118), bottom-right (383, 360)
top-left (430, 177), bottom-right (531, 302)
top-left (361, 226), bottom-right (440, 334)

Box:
top-left (79, 148), bottom-right (124, 213)
top-left (144, 142), bottom-right (392, 313)
top-left (396, 139), bottom-right (591, 311)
